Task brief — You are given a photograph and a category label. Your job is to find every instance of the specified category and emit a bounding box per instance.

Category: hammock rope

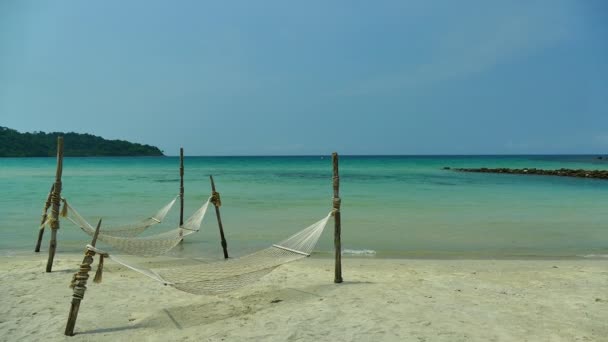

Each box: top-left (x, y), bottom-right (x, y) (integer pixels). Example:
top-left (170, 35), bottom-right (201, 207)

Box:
top-left (86, 212), bottom-right (333, 295)
top-left (42, 196), bottom-right (178, 238)
top-left (61, 197), bottom-right (211, 257)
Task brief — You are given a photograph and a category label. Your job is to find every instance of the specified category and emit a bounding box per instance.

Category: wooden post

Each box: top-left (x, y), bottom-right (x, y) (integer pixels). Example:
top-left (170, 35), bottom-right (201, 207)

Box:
top-left (34, 183), bottom-right (54, 252)
top-left (332, 152), bottom-right (343, 283)
top-left (210, 175), bottom-right (229, 258)
top-left (179, 148), bottom-right (184, 227)
top-left (64, 219), bottom-right (103, 336)
top-left (46, 136), bottom-right (64, 272)
top-left (177, 148), bottom-right (185, 244)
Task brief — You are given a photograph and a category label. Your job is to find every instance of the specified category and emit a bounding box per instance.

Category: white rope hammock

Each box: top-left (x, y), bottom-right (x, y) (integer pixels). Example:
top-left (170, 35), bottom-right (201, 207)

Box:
top-left (42, 196), bottom-right (178, 238)
top-left (89, 212), bottom-right (333, 295)
top-left (62, 197), bottom-right (212, 257)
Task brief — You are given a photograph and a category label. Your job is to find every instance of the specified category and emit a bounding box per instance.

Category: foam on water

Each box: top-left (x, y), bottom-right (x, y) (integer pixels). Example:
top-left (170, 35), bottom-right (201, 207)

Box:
top-left (342, 249), bottom-right (377, 256)
top-left (578, 254), bottom-right (608, 259)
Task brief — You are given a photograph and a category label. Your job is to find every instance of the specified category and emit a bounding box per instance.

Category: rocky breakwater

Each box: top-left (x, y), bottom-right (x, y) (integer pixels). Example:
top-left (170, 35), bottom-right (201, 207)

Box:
top-left (443, 167), bottom-right (608, 180)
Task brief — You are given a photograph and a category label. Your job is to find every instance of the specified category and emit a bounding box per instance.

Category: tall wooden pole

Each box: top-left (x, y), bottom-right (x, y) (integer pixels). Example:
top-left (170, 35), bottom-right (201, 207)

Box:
top-left (179, 148), bottom-right (184, 227)
top-left (64, 219), bottom-right (103, 336)
top-left (35, 183), bottom-right (54, 252)
top-left (332, 152), bottom-right (343, 283)
top-left (46, 136), bottom-right (64, 272)
top-left (210, 175), bottom-right (229, 258)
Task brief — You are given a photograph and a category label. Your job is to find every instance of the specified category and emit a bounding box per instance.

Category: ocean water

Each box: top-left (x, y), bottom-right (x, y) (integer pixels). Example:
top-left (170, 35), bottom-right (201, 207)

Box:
top-left (1, 155), bottom-right (607, 259)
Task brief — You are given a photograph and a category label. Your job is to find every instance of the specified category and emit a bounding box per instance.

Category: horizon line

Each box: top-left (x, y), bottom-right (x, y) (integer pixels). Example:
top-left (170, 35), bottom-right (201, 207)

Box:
top-left (161, 153), bottom-right (607, 157)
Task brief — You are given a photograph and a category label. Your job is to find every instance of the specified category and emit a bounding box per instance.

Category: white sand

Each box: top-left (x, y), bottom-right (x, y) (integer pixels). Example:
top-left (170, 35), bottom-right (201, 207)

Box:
top-left (1, 253), bottom-right (606, 341)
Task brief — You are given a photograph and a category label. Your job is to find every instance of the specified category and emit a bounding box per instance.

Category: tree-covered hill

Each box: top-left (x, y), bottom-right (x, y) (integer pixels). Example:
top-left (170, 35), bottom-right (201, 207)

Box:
top-left (0, 127), bottom-right (164, 157)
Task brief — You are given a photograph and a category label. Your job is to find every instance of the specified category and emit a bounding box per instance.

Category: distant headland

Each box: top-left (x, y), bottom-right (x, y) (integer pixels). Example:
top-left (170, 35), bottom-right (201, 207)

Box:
top-left (444, 167), bottom-right (608, 180)
top-left (0, 126), bottom-right (164, 157)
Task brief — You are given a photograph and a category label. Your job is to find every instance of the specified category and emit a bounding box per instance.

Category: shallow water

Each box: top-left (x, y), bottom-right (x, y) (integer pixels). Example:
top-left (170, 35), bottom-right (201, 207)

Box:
top-left (1, 155), bottom-right (607, 259)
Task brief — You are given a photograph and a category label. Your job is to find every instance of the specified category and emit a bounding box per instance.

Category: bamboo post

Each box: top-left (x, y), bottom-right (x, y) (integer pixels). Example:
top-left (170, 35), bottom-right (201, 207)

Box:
top-left (179, 148), bottom-right (184, 226)
top-left (332, 152), bottom-right (343, 283)
top-left (210, 175), bottom-right (229, 258)
top-left (34, 183), bottom-right (54, 252)
top-left (64, 219), bottom-right (103, 336)
top-left (46, 136), bottom-right (64, 272)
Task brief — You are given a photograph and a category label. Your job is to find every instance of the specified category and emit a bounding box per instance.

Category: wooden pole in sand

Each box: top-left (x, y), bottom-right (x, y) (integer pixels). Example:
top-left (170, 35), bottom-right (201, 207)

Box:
top-left (332, 152), bottom-right (343, 283)
top-left (34, 183), bottom-right (54, 252)
top-left (64, 218), bottom-right (103, 336)
top-left (46, 136), bottom-right (64, 272)
top-left (210, 175), bottom-right (229, 258)
top-left (179, 148), bottom-right (184, 227)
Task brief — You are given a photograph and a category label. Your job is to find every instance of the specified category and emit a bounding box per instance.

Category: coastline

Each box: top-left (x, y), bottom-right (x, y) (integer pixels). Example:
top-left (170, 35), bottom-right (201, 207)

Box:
top-left (2, 253), bottom-right (606, 341)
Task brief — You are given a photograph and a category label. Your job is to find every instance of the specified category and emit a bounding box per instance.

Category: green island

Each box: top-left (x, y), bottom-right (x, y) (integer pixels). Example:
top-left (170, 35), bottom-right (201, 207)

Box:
top-left (0, 126), bottom-right (164, 157)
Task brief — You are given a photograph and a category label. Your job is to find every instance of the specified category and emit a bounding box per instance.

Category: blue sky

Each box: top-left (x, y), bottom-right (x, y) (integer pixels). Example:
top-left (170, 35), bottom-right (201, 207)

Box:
top-left (1, 0), bottom-right (607, 155)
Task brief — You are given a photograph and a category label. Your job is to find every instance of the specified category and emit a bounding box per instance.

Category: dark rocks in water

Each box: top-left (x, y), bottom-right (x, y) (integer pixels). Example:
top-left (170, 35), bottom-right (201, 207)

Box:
top-left (598, 156), bottom-right (604, 160)
top-left (442, 166), bottom-right (451, 170)
top-left (445, 167), bottom-right (608, 180)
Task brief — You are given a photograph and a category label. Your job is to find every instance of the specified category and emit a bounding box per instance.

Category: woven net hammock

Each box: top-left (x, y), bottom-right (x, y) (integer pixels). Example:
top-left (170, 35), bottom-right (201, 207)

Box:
top-left (95, 211), bottom-right (333, 295)
top-left (42, 196), bottom-right (177, 238)
top-left (63, 197), bottom-right (211, 257)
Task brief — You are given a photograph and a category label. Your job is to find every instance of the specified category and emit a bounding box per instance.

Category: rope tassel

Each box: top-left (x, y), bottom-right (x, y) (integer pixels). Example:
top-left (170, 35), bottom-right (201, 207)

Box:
top-left (60, 198), bottom-right (68, 217)
top-left (93, 254), bottom-right (105, 283)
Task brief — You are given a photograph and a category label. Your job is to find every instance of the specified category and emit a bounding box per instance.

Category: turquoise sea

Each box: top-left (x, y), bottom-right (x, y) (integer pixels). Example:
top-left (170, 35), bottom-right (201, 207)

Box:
top-left (1, 155), bottom-right (607, 259)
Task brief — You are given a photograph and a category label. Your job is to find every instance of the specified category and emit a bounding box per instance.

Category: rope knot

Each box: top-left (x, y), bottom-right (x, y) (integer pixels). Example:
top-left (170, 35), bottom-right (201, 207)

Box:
top-left (210, 191), bottom-right (222, 207)
top-left (84, 245), bottom-right (109, 284)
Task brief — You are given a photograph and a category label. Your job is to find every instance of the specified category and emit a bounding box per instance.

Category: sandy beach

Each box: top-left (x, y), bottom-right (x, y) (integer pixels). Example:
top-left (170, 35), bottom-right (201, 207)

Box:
top-left (1, 253), bottom-right (606, 341)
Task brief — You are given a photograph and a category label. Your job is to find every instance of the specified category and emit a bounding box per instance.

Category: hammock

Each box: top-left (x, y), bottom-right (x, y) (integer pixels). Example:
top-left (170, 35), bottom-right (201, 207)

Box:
top-left (63, 197), bottom-right (211, 257)
top-left (43, 196), bottom-right (178, 238)
top-left (91, 211), bottom-right (333, 295)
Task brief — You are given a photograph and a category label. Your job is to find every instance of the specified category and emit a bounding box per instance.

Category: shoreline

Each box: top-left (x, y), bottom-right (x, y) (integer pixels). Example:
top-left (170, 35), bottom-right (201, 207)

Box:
top-left (3, 248), bottom-right (608, 261)
top-left (1, 253), bottom-right (606, 341)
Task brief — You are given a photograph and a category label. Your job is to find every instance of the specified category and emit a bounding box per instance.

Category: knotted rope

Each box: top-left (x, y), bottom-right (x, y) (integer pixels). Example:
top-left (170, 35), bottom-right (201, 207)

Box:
top-left (210, 191), bottom-right (222, 207)
top-left (69, 245), bottom-right (109, 290)
top-left (39, 184), bottom-right (55, 230)
top-left (49, 183), bottom-right (62, 229)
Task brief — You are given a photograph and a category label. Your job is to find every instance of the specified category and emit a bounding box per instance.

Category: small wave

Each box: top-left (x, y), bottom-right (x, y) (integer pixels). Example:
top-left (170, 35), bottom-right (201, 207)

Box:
top-left (342, 249), bottom-right (377, 256)
top-left (155, 178), bottom-right (180, 183)
top-left (578, 254), bottom-right (608, 259)
top-left (0, 250), bottom-right (16, 257)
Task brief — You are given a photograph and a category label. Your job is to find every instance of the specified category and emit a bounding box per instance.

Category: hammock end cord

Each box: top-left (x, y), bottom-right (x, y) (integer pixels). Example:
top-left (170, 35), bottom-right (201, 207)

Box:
top-left (83, 244), bottom-right (110, 284)
top-left (84, 245), bottom-right (175, 286)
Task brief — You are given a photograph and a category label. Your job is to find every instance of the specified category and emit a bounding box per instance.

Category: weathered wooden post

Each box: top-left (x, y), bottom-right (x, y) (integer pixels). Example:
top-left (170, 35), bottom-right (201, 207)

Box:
top-left (332, 152), bottom-right (343, 283)
top-left (210, 175), bottom-right (229, 258)
top-left (179, 147), bottom-right (184, 227)
top-left (64, 219), bottom-right (103, 336)
top-left (46, 136), bottom-right (64, 272)
top-left (34, 184), bottom-right (54, 252)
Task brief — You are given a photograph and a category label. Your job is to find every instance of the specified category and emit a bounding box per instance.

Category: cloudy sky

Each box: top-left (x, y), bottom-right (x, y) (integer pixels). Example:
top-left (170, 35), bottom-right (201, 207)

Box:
top-left (1, 0), bottom-right (607, 155)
